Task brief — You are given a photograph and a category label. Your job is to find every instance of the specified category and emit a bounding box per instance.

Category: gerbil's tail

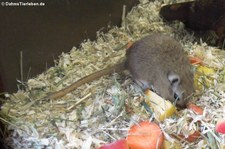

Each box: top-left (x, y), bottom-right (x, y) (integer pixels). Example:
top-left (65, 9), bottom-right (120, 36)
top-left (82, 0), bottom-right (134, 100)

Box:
top-left (47, 62), bottom-right (125, 99)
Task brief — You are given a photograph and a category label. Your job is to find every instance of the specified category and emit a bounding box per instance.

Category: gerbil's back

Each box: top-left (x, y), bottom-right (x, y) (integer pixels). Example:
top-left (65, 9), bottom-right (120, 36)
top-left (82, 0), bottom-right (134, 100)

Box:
top-left (126, 33), bottom-right (194, 108)
top-left (126, 33), bottom-right (189, 77)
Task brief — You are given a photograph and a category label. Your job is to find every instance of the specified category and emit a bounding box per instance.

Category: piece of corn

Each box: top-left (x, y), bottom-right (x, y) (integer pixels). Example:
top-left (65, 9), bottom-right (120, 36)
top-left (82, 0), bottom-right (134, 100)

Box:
top-left (194, 66), bottom-right (215, 90)
top-left (145, 90), bottom-right (176, 121)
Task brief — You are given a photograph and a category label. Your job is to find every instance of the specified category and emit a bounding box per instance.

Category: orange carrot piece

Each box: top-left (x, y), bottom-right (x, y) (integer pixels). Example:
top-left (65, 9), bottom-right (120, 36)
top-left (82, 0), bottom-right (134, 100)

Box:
top-left (188, 56), bottom-right (203, 65)
top-left (126, 41), bottom-right (134, 49)
top-left (187, 103), bottom-right (204, 115)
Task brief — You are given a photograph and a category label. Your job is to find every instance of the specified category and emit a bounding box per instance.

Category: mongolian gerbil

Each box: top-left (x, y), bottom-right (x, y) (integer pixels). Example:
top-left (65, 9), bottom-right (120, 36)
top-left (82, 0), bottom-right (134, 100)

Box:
top-left (47, 33), bottom-right (194, 108)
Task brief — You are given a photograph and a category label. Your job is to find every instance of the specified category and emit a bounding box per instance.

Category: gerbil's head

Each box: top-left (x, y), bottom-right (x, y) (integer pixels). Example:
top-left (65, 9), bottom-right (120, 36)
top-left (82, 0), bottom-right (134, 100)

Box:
top-left (166, 71), bottom-right (194, 108)
top-left (155, 70), bottom-right (194, 109)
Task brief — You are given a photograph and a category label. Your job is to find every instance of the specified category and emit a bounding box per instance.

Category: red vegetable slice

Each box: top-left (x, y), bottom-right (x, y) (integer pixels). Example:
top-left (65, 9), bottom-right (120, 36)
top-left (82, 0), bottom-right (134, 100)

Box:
top-left (179, 130), bottom-right (201, 142)
top-left (215, 120), bottom-right (225, 134)
top-left (99, 139), bottom-right (128, 149)
top-left (185, 131), bottom-right (201, 142)
top-left (127, 121), bottom-right (164, 149)
top-left (187, 103), bottom-right (203, 115)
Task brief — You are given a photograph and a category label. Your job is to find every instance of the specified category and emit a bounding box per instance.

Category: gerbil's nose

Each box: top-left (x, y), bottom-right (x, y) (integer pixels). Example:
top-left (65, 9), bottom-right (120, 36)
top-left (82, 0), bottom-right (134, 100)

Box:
top-left (174, 93), bottom-right (179, 100)
top-left (174, 92), bottom-right (183, 101)
top-left (176, 102), bottom-right (187, 109)
top-left (174, 92), bottom-right (187, 109)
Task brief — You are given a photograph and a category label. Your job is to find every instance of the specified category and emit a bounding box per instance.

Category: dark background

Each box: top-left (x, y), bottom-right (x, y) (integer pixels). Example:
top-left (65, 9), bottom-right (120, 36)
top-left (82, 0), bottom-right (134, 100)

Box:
top-left (0, 0), bottom-right (139, 93)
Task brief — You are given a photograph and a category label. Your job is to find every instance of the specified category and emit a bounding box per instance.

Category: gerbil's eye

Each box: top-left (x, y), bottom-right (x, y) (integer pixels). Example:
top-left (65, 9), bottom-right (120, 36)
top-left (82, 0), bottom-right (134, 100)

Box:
top-left (174, 93), bottom-right (179, 100)
top-left (171, 78), bottom-right (179, 85)
top-left (168, 72), bottom-right (180, 86)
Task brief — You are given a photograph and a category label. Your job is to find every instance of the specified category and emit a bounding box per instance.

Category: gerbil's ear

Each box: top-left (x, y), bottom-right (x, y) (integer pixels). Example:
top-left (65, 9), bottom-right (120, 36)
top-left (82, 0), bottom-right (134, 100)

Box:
top-left (167, 71), bottom-right (180, 86)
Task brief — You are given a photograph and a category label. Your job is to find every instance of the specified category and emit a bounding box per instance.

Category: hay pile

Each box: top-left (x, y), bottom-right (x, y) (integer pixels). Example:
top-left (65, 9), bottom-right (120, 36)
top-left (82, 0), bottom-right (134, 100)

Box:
top-left (1, 0), bottom-right (225, 148)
